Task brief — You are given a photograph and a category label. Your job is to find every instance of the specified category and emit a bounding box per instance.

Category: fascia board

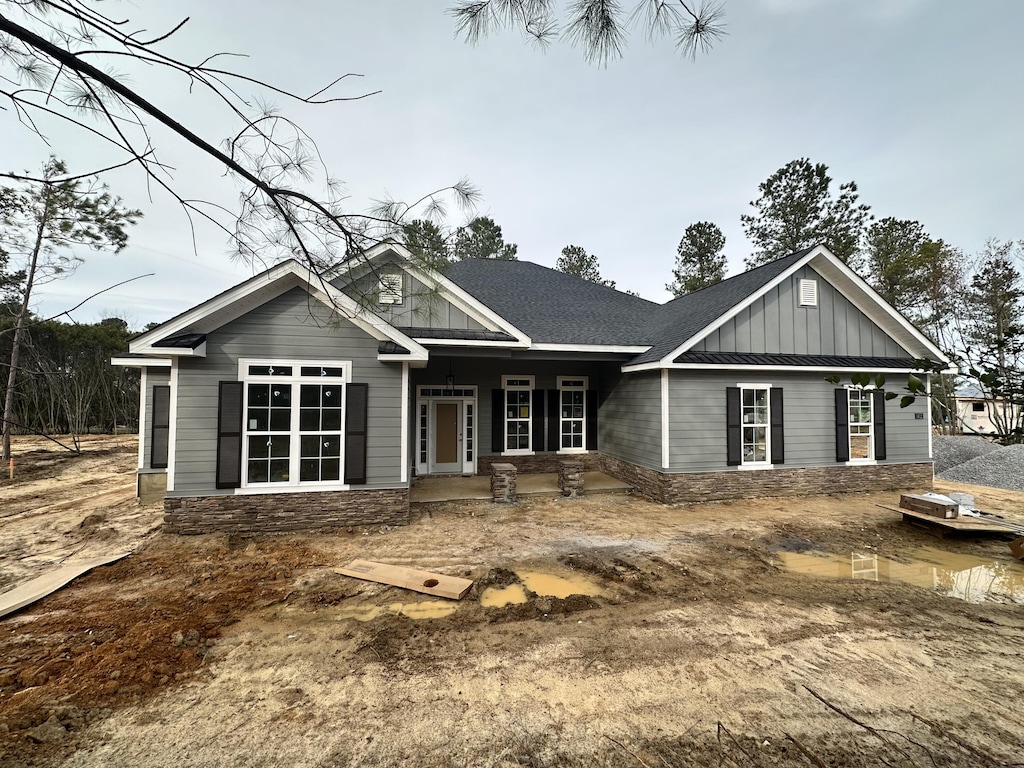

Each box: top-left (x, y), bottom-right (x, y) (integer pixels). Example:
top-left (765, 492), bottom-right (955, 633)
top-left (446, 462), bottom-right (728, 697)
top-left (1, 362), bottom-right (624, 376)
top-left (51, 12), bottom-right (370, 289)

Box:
top-left (807, 253), bottom-right (948, 362)
top-left (656, 363), bottom-right (921, 373)
top-left (110, 356), bottom-right (172, 368)
top-left (532, 343), bottom-right (651, 354)
top-left (129, 260), bottom-right (300, 353)
top-left (654, 247), bottom-right (823, 366)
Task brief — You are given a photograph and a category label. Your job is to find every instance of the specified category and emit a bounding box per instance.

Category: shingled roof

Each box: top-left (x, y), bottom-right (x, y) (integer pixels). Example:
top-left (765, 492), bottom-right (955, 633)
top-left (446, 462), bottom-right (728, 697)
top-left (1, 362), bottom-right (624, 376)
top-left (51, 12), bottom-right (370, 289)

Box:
top-left (445, 259), bottom-right (658, 346)
top-left (444, 249), bottom-right (815, 359)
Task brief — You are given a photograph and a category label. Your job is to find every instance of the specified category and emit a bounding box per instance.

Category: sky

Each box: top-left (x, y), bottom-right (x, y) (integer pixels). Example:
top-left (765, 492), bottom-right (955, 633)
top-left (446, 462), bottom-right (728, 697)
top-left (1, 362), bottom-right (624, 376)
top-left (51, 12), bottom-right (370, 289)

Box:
top-left (4, 0), bottom-right (1023, 329)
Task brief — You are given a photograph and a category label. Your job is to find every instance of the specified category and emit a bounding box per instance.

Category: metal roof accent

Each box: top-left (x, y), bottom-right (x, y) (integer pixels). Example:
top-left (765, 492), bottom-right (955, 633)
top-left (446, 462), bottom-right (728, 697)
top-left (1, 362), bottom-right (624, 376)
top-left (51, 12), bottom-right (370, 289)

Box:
top-left (152, 331), bottom-right (207, 349)
top-left (398, 326), bottom-right (517, 342)
top-left (672, 351), bottom-right (919, 369)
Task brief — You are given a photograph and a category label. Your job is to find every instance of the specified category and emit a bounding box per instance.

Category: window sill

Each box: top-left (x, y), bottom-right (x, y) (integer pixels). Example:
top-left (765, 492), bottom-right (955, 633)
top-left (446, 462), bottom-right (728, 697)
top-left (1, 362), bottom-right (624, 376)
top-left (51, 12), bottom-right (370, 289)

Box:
top-left (556, 448), bottom-right (588, 455)
top-left (236, 483), bottom-right (352, 494)
top-left (736, 463), bottom-right (775, 471)
top-left (845, 459), bottom-right (878, 466)
top-left (502, 450), bottom-right (535, 457)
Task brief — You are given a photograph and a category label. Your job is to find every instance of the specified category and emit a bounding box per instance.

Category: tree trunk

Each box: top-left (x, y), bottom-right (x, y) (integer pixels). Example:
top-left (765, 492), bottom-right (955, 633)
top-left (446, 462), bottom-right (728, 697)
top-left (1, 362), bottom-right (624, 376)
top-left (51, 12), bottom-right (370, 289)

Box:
top-left (2, 198), bottom-right (49, 461)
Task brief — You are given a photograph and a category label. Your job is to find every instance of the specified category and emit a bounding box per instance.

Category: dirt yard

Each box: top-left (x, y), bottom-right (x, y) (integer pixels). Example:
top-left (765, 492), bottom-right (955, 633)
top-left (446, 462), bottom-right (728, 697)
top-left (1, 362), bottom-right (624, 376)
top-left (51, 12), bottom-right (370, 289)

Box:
top-left (2, 437), bottom-right (1024, 768)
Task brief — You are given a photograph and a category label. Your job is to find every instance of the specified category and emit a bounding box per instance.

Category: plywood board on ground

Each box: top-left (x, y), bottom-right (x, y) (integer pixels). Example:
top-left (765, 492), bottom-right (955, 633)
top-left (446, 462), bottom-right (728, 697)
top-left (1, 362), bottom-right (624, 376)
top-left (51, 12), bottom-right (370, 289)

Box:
top-left (881, 505), bottom-right (1020, 536)
top-left (334, 559), bottom-right (473, 600)
top-left (0, 552), bottom-right (131, 619)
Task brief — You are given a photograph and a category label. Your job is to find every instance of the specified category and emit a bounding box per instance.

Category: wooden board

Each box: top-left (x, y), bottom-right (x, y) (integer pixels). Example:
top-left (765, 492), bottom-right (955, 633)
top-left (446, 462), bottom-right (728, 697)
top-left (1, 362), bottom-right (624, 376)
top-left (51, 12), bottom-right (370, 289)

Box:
top-left (0, 552), bottom-right (131, 619)
top-left (334, 560), bottom-right (473, 600)
top-left (879, 504), bottom-right (1019, 536)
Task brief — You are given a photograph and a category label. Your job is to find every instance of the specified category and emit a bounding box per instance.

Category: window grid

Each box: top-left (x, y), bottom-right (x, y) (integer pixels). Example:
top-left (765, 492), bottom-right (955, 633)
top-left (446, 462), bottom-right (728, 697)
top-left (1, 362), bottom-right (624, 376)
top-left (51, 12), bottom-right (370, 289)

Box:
top-left (741, 387), bottom-right (769, 464)
top-left (849, 389), bottom-right (873, 460)
top-left (557, 377), bottom-right (588, 451)
top-left (419, 403), bottom-right (428, 465)
top-left (240, 360), bottom-right (348, 486)
top-left (502, 376), bottom-right (534, 453)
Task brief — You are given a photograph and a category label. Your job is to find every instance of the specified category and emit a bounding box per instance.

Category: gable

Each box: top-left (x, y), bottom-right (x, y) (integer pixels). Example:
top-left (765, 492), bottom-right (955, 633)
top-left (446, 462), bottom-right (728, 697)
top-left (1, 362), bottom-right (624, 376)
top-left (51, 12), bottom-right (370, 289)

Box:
top-left (689, 265), bottom-right (911, 358)
top-left (364, 269), bottom-right (488, 332)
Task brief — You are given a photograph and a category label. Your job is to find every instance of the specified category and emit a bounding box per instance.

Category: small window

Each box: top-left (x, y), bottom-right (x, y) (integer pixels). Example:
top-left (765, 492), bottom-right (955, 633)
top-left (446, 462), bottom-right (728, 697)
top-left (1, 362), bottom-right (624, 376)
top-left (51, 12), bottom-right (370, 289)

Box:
top-left (971, 402), bottom-right (985, 412)
top-left (799, 279), bottom-right (818, 307)
top-left (379, 273), bottom-right (403, 305)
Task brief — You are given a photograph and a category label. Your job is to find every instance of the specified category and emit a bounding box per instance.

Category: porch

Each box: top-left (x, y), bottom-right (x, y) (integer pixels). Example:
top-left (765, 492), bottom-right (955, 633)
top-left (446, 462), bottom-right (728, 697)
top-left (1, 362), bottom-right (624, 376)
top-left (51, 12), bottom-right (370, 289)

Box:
top-left (409, 470), bottom-right (632, 503)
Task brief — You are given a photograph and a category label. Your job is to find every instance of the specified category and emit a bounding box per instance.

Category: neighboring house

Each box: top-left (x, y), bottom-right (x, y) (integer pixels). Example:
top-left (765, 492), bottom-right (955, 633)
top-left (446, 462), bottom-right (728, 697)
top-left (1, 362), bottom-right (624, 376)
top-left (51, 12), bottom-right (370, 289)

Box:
top-left (955, 384), bottom-right (1020, 436)
top-left (114, 243), bottom-right (945, 533)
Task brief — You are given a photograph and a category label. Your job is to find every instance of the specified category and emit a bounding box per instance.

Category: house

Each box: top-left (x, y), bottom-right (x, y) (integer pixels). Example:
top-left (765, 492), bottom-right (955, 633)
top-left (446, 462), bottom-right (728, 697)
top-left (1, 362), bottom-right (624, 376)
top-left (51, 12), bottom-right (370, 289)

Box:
top-left (114, 243), bottom-right (945, 534)
top-left (954, 384), bottom-right (1021, 437)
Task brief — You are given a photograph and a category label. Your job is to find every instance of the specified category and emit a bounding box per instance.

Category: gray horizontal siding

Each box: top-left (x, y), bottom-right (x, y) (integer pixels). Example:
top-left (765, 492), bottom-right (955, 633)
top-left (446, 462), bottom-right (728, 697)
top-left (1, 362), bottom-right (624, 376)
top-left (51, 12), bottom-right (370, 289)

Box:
top-left (693, 266), bottom-right (909, 358)
top-left (668, 370), bottom-right (930, 472)
top-left (143, 368), bottom-right (170, 469)
top-left (172, 287), bottom-right (404, 494)
top-left (600, 370), bottom-right (662, 469)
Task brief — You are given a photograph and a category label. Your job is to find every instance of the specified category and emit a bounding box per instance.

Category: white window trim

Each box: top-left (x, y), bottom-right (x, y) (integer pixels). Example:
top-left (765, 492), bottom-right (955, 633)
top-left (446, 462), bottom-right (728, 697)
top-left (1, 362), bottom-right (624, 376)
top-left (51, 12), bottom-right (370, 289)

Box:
top-left (237, 358), bottom-right (352, 490)
top-left (501, 375), bottom-right (535, 456)
top-left (556, 376), bottom-right (589, 454)
top-left (737, 383), bottom-right (772, 470)
top-left (845, 386), bottom-right (877, 466)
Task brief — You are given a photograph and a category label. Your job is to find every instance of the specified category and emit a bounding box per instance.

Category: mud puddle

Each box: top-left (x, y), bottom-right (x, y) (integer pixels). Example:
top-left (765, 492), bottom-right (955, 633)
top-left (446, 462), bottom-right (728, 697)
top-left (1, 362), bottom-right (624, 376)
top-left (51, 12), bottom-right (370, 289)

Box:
top-left (481, 569), bottom-right (605, 607)
top-left (777, 546), bottom-right (1024, 603)
top-left (327, 600), bottom-right (460, 621)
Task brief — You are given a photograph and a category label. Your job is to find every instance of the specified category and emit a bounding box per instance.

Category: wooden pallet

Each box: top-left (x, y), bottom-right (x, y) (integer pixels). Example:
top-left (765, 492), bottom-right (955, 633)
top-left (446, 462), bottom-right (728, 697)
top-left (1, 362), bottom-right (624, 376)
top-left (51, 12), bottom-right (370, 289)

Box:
top-left (879, 504), bottom-right (1023, 538)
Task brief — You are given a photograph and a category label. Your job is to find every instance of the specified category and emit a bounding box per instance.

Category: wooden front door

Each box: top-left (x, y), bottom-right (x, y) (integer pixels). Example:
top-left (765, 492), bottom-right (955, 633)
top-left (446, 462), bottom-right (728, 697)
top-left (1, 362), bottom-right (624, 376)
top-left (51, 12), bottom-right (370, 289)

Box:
top-left (431, 401), bottom-right (462, 473)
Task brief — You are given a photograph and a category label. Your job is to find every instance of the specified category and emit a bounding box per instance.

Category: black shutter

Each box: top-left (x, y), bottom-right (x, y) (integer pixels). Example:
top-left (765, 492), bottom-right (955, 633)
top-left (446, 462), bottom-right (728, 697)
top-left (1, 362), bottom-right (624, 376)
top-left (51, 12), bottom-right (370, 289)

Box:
top-left (532, 390), bottom-right (545, 452)
top-left (726, 387), bottom-right (741, 466)
top-left (873, 389), bottom-right (887, 460)
top-left (491, 389), bottom-right (504, 453)
top-left (586, 389), bottom-right (598, 450)
top-left (547, 389), bottom-right (559, 452)
top-left (835, 388), bottom-right (850, 462)
top-left (151, 385), bottom-right (170, 469)
top-left (216, 382), bottom-right (243, 489)
top-left (770, 388), bottom-right (784, 464)
top-left (345, 383), bottom-right (368, 484)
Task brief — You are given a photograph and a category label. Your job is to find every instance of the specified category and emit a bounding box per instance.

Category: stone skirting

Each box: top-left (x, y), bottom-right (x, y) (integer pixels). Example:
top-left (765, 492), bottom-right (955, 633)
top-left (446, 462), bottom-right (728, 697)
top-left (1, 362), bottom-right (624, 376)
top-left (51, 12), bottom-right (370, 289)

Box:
top-left (599, 454), bottom-right (933, 505)
top-left (163, 488), bottom-right (411, 534)
top-left (490, 463), bottom-right (517, 503)
top-left (476, 452), bottom-right (599, 476)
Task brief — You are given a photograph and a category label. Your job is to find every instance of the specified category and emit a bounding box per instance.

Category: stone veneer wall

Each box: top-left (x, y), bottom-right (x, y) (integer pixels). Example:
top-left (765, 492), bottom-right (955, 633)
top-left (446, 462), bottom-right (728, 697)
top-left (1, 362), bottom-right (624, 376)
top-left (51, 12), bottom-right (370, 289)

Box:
top-left (599, 454), bottom-right (933, 504)
top-left (476, 452), bottom-right (600, 476)
top-left (164, 488), bottom-right (410, 534)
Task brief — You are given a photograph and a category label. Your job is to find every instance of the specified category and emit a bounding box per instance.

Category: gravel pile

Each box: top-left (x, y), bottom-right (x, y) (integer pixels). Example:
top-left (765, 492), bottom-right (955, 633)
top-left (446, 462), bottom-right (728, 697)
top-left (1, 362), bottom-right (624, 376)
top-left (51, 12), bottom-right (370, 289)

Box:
top-left (936, 441), bottom-right (1024, 492)
top-left (931, 435), bottom-right (1002, 474)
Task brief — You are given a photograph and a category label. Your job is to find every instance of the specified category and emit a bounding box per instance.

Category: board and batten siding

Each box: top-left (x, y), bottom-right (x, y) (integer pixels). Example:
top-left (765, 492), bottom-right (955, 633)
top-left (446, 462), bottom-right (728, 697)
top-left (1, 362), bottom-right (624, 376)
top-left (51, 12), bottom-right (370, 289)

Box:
top-left (691, 266), bottom-right (910, 358)
top-left (667, 370), bottom-right (930, 472)
top-left (171, 288), bottom-right (404, 495)
top-left (342, 261), bottom-right (486, 332)
top-left (599, 370), bottom-right (662, 469)
top-left (142, 367), bottom-right (170, 469)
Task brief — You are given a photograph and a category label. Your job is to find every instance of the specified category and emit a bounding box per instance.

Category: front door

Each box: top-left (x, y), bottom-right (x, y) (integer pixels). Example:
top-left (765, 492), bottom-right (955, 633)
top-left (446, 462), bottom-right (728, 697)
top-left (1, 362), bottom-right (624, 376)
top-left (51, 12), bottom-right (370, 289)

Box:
top-left (430, 401), bottom-right (462, 473)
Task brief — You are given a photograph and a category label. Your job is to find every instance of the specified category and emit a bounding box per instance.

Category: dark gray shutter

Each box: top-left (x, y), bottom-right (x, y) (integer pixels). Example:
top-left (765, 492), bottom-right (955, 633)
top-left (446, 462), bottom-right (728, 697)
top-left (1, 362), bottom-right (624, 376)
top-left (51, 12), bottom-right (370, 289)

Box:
top-left (770, 388), bottom-right (784, 464)
top-left (547, 389), bottom-right (559, 452)
top-left (726, 387), bottom-right (741, 466)
top-left (491, 389), bottom-right (504, 453)
top-left (835, 388), bottom-right (850, 462)
top-left (532, 389), bottom-right (545, 452)
top-left (586, 389), bottom-right (598, 450)
top-left (150, 385), bottom-right (170, 469)
top-left (216, 382), bottom-right (243, 489)
top-left (345, 383), bottom-right (368, 484)
top-left (873, 389), bottom-right (887, 460)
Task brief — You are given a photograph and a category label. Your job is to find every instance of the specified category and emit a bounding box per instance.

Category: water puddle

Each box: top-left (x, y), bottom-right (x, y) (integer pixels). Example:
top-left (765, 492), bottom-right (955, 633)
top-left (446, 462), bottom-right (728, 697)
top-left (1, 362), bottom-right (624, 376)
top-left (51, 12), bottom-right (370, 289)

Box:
top-left (332, 600), bottom-right (459, 622)
top-left (777, 546), bottom-right (1024, 604)
top-left (480, 569), bottom-right (605, 607)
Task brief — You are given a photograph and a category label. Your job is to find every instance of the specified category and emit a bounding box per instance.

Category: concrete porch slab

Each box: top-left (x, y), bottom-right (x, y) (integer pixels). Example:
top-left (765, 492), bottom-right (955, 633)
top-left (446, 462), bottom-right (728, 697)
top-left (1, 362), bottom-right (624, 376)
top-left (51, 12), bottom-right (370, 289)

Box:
top-left (410, 471), bottom-right (632, 504)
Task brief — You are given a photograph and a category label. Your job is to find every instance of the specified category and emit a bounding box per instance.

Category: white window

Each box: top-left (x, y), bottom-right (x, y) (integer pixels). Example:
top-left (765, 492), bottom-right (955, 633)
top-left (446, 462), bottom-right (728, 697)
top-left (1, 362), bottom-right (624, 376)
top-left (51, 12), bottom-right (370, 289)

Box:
top-left (502, 375), bottom-right (534, 454)
top-left (379, 273), bottom-right (403, 305)
top-left (799, 278), bottom-right (818, 307)
top-left (848, 388), bottom-right (873, 460)
top-left (741, 385), bottom-right (770, 465)
top-left (240, 360), bottom-right (350, 486)
top-left (557, 376), bottom-right (587, 452)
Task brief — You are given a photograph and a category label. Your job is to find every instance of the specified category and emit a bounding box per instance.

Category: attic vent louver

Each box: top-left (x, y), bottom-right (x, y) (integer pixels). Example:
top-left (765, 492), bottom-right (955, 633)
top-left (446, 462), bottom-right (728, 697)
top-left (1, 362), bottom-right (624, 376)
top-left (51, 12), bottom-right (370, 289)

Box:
top-left (379, 273), bottom-right (403, 305)
top-left (799, 279), bottom-right (818, 307)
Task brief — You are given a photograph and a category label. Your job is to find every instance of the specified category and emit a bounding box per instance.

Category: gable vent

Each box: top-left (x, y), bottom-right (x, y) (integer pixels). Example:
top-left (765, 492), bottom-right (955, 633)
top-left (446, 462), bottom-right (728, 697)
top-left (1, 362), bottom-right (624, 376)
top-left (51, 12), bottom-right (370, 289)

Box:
top-left (378, 273), bottom-right (403, 305)
top-left (799, 278), bottom-right (818, 307)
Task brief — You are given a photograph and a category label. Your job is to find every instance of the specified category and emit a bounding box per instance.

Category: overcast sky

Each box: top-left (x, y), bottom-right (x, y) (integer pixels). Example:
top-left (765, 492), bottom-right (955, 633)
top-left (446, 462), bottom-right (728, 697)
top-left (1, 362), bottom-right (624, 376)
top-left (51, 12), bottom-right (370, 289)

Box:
top-left (6, 0), bottom-right (1023, 328)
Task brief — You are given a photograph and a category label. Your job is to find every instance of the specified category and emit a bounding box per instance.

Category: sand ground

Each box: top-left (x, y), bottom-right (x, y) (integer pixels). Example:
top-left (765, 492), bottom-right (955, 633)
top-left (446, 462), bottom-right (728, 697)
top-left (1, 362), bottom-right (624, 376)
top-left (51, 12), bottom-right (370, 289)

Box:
top-left (1, 435), bottom-right (1023, 767)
